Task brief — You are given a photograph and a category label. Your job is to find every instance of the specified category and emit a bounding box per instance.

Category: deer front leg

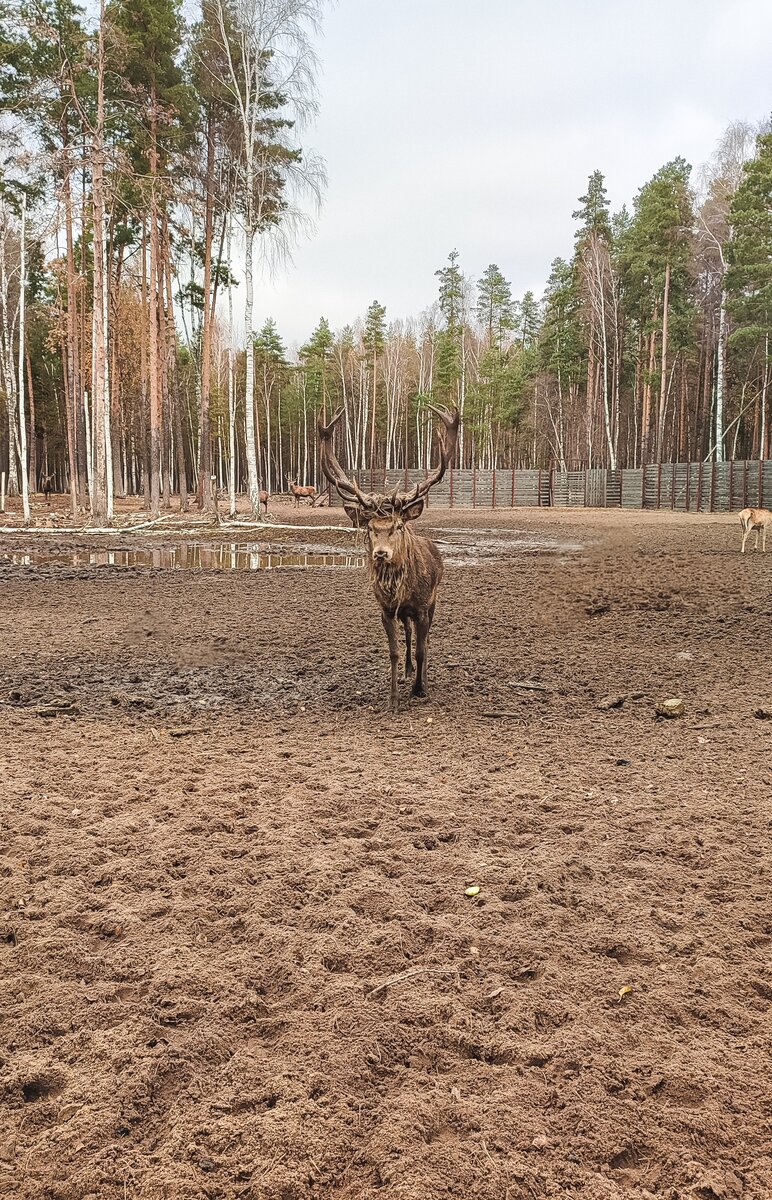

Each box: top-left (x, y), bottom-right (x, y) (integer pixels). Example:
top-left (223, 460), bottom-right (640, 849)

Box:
top-left (412, 614), bottom-right (431, 698)
top-left (741, 528), bottom-right (748, 553)
top-left (382, 611), bottom-right (401, 714)
top-left (401, 615), bottom-right (414, 678)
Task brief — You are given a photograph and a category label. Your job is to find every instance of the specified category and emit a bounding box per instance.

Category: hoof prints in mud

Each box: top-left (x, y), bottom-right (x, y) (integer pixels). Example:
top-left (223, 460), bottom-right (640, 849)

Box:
top-left (1, 509), bottom-right (771, 1200)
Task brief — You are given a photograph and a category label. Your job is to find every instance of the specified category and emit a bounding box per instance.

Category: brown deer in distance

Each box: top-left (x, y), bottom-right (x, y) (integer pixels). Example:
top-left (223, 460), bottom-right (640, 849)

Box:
top-left (287, 478), bottom-right (317, 507)
top-left (739, 506), bottom-right (772, 553)
top-left (318, 406), bottom-right (459, 713)
top-left (259, 488), bottom-right (269, 514)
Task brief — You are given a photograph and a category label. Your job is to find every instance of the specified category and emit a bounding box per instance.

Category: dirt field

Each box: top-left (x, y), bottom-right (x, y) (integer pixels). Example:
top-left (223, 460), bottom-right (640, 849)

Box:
top-left (0, 506), bottom-right (770, 1200)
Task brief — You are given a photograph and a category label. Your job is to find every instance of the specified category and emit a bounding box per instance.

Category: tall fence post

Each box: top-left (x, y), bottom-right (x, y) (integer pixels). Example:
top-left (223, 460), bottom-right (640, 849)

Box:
top-left (728, 459), bottom-right (734, 511)
top-left (711, 461), bottom-right (717, 512)
top-left (511, 468), bottom-right (516, 507)
top-left (759, 459), bottom-right (764, 507)
top-left (492, 466), bottom-right (497, 508)
top-left (686, 462), bottom-right (691, 512)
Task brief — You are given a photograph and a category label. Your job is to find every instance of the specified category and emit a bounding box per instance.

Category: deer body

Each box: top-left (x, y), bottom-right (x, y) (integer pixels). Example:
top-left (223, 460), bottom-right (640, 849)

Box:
top-left (368, 520), bottom-right (445, 710)
top-left (259, 489), bottom-right (269, 513)
top-left (288, 479), bottom-right (316, 507)
top-left (318, 406), bottom-right (459, 713)
top-left (740, 507), bottom-right (772, 553)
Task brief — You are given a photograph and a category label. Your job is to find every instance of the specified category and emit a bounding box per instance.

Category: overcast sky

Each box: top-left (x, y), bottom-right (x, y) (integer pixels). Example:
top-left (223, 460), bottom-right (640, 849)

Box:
top-left (257, 0), bottom-right (772, 348)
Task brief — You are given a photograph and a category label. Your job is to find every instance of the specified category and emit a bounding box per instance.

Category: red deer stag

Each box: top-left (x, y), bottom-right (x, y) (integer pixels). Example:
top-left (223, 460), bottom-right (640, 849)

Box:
top-left (739, 506), bottom-right (772, 553)
top-left (288, 478), bottom-right (317, 507)
top-left (318, 406), bottom-right (459, 713)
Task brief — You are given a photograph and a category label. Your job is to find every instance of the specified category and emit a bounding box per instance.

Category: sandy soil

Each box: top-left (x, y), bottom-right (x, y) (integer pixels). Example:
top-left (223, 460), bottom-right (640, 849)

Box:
top-left (0, 506), bottom-right (770, 1200)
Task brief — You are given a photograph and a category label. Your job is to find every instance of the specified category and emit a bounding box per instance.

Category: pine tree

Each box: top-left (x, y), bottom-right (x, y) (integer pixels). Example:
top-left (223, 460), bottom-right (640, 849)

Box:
top-left (573, 172), bottom-right (619, 467)
top-left (254, 316), bottom-right (288, 492)
top-left (108, 0), bottom-right (195, 515)
top-left (573, 169), bottom-right (612, 242)
top-left (433, 250), bottom-right (464, 422)
top-left (620, 158), bottom-right (694, 461)
top-left (363, 300), bottom-right (386, 468)
top-left (539, 257), bottom-right (584, 468)
top-left (476, 264), bottom-right (516, 351)
top-left (728, 131), bottom-right (772, 458)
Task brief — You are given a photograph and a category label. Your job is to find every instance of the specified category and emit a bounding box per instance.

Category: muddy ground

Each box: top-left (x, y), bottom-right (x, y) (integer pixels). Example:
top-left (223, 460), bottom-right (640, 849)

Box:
top-left (0, 505), bottom-right (770, 1200)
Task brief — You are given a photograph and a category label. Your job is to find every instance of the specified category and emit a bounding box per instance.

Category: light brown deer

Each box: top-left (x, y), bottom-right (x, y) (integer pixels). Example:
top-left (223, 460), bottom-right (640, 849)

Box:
top-left (288, 478), bottom-right (317, 507)
top-left (739, 506), bottom-right (772, 553)
top-left (318, 406), bottom-right (459, 713)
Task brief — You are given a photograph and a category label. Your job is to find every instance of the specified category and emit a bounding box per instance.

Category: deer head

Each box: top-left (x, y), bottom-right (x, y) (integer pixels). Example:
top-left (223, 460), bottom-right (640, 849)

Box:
top-left (317, 407), bottom-right (460, 539)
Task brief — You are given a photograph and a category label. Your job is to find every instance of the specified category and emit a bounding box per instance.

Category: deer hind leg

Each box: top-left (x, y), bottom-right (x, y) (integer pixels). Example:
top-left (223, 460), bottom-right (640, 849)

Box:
top-left (763, 524), bottom-right (768, 552)
top-left (382, 612), bottom-right (401, 714)
top-left (401, 615), bottom-right (414, 677)
top-left (741, 524), bottom-right (749, 553)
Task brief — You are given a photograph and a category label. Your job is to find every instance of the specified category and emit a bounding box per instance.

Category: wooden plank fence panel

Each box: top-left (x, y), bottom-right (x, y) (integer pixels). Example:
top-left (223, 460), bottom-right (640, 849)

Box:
top-left (621, 469), bottom-right (643, 508)
top-left (474, 470), bottom-right (495, 508)
top-left (494, 470), bottom-right (513, 507)
top-left (552, 471), bottom-right (569, 506)
top-left (672, 464), bottom-right (689, 511)
top-left (567, 471), bottom-right (585, 506)
top-left (585, 468), bottom-right (607, 507)
top-left (323, 461), bottom-right (772, 511)
top-left (514, 469), bottom-right (542, 506)
top-left (763, 462), bottom-right (772, 507)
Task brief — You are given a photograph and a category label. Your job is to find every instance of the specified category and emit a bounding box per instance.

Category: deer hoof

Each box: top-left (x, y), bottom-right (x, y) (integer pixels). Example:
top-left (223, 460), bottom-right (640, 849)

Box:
top-left (411, 685), bottom-right (427, 699)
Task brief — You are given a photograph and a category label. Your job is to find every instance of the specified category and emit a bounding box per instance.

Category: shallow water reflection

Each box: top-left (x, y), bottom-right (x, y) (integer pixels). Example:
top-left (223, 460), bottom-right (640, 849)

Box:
top-left (0, 544), bottom-right (364, 571)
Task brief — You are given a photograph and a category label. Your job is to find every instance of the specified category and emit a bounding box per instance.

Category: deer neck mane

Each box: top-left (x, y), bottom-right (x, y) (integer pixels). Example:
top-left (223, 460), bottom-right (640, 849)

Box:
top-left (367, 524), bottom-right (416, 603)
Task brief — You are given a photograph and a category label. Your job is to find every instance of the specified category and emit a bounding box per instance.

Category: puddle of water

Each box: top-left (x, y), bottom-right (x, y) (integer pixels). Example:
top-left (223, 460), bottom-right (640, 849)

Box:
top-left (0, 532), bottom-right (583, 572)
top-left (0, 544), bottom-right (364, 571)
top-left (436, 534), bottom-right (583, 557)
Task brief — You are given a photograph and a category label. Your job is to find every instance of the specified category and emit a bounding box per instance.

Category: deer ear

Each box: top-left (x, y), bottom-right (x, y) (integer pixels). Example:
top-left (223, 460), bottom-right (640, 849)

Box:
top-left (401, 498), bottom-right (425, 522)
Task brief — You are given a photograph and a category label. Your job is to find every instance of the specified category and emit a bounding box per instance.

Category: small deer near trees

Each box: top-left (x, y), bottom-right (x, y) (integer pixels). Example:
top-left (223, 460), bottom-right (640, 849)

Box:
top-left (739, 506), bottom-right (772, 553)
top-left (288, 478), bottom-right (317, 507)
top-left (318, 406), bottom-right (459, 713)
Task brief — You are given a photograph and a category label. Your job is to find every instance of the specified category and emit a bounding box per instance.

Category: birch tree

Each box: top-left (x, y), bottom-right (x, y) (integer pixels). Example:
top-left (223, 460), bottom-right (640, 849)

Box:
top-left (206, 0), bottom-right (324, 512)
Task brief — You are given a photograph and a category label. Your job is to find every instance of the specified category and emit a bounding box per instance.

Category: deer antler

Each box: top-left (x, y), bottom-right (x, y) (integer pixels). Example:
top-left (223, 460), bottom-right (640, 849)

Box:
top-left (317, 409), bottom-right (371, 509)
top-left (395, 407), bottom-right (460, 508)
top-left (318, 406), bottom-right (460, 517)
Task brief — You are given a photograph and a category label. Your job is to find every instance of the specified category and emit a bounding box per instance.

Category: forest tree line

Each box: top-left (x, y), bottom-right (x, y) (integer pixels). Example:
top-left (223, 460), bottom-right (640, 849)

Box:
top-left (0, 0), bottom-right (771, 519)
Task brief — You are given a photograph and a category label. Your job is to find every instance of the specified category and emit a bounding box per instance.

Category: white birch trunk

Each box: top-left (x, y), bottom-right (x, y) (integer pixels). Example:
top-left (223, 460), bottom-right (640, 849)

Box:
top-left (243, 222), bottom-right (260, 510)
top-left (715, 287), bottom-right (727, 462)
top-left (227, 216), bottom-right (236, 516)
top-left (17, 194), bottom-right (30, 522)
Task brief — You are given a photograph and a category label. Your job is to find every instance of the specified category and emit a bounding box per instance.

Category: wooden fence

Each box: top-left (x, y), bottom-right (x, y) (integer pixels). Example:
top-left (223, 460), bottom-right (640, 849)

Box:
top-left (327, 460), bottom-right (772, 512)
